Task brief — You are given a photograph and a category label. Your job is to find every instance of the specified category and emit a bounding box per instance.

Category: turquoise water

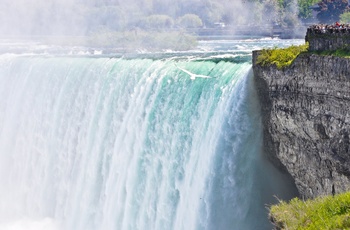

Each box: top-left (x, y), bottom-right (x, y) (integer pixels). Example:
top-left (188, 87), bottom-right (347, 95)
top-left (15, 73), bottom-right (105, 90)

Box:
top-left (0, 39), bottom-right (301, 230)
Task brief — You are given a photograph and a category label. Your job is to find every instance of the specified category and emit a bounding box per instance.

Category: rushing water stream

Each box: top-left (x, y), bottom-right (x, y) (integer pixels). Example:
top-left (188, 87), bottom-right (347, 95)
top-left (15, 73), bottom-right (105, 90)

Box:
top-left (0, 39), bottom-right (302, 230)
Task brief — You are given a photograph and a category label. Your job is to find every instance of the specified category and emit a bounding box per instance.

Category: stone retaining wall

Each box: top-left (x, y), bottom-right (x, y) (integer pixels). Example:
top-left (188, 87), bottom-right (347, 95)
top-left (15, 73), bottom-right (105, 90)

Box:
top-left (306, 27), bottom-right (350, 51)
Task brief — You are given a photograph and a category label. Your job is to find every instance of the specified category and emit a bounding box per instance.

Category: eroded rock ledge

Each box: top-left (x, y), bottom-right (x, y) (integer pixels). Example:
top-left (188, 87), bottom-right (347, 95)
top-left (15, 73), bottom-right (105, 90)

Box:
top-left (253, 52), bottom-right (350, 199)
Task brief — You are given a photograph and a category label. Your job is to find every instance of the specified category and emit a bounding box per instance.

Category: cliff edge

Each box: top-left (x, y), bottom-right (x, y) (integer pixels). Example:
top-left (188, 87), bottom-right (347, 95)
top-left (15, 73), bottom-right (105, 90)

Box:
top-left (253, 52), bottom-right (350, 199)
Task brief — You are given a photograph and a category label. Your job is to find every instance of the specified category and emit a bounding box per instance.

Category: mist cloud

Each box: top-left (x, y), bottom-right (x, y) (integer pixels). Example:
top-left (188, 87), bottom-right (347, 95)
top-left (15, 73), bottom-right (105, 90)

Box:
top-left (0, 0), bottom-right (303, 46)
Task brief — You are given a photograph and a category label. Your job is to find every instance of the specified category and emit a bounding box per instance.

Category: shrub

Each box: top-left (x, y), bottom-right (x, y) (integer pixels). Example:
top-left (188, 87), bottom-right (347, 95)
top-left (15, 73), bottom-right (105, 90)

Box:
top-left (256, 43), bottom-right (309, 69)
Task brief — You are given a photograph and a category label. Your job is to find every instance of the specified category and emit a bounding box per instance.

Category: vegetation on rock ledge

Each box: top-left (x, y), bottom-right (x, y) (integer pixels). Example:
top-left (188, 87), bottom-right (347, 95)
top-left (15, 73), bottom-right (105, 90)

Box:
top-left (256, 43), bottom-right (309, 69)
top-left (270, 192), bottom-right (350, 230)
top-left (313, 48), bottom-right (350, 58)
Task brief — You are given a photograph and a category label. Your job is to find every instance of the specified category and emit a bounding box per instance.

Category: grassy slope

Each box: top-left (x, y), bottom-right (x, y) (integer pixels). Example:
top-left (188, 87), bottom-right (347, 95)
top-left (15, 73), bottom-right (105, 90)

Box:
top-left (270, 192), bottom-right (350, 230)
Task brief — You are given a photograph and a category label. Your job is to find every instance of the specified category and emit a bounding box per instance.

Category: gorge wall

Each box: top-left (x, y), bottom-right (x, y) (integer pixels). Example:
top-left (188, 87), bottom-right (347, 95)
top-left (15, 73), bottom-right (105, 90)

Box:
top-left (252, 52), bottom-right (350, 199)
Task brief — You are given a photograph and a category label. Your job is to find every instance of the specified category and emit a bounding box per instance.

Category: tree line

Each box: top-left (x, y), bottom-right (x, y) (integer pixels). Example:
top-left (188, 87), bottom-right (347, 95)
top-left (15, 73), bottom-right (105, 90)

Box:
top-left (1, 0), bottom-right (350, 50)
top-left (2, 0), bottom-right (350, 36)
top-left (75, 0), bottom-right (350, 32)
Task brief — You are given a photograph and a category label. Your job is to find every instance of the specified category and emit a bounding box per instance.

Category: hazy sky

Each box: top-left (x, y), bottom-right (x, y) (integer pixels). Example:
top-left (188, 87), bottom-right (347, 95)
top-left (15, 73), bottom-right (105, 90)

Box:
top-left (1, 0), bottom-right (90, 36)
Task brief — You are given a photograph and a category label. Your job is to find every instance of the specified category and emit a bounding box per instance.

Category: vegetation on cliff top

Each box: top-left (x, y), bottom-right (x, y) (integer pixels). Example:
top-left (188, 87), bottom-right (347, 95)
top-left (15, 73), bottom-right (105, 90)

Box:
top-left (270, 192), bottom-right (350, 230)
top-left (313, 48), bottom-right (350, 58)
top-left (256, 43), bottom-right (309, 69)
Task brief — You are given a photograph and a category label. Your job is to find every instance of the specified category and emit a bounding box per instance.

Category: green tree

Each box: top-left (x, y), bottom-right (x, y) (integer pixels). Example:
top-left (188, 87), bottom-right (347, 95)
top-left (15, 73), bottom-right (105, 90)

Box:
top-left (176, 14), bottom-right (203, 28)
top-left (316, 0), bottom-right (350, 23)
top-left (279, 0), bottom-right (301, 28)
top-left (139, 14), bottom-right (174, 30)
top-left (185, 0), bottom-right (224, 26)
top-left (340, 11), bottom-right (350, 23)
top-left (298, 0), bottom-right (320, 19)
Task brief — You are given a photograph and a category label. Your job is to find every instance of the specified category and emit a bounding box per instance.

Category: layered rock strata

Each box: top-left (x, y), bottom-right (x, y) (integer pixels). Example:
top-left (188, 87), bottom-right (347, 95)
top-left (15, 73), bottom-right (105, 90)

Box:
top-left (253, 52), bottom-right (350, 199)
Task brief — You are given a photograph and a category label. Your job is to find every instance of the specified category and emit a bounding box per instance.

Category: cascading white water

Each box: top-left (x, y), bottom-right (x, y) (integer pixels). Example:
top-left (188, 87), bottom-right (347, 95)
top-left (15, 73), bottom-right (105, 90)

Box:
top-left (0, 52), bottom-right (298, 230)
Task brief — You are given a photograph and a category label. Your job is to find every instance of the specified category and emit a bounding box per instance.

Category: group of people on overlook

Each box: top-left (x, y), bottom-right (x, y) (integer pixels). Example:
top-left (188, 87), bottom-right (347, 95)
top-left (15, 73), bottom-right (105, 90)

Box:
top-left (309, 22), bottom-right (350, 34)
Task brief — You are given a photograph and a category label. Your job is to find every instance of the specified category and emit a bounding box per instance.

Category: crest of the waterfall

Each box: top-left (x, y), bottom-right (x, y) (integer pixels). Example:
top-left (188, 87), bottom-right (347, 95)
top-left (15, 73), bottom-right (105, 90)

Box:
top-left (0, 53), bottom-right (298, 230)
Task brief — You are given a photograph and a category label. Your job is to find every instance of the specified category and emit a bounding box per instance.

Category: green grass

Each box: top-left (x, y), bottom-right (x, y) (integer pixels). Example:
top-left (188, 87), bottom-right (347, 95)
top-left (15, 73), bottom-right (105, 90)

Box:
top-left (256, 43), bottom-right (309, 69)
top-left (270, 192), bottom-right (350, 230)
top-left (314, 49), bottom-right (350, 58)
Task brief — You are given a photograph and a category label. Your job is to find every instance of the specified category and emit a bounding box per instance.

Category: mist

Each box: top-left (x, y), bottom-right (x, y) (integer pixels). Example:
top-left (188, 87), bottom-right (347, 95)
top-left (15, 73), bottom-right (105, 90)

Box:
top-left (1, 0), bottom-right (82, 36)
top-left (0, 0), bottom-right (302, 51)
top-left (0, 0), bottom-right (282, 34)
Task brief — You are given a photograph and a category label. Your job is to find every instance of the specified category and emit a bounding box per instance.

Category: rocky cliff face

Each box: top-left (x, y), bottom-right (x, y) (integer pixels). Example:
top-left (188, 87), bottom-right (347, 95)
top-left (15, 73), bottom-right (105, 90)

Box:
top-left (253, 52), bottom-right (350, 199)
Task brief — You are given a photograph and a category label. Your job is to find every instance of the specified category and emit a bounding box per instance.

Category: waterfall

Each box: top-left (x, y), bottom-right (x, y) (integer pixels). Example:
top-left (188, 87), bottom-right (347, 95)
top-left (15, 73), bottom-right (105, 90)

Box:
top-left (0, 54), bottom-right (297, 230)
